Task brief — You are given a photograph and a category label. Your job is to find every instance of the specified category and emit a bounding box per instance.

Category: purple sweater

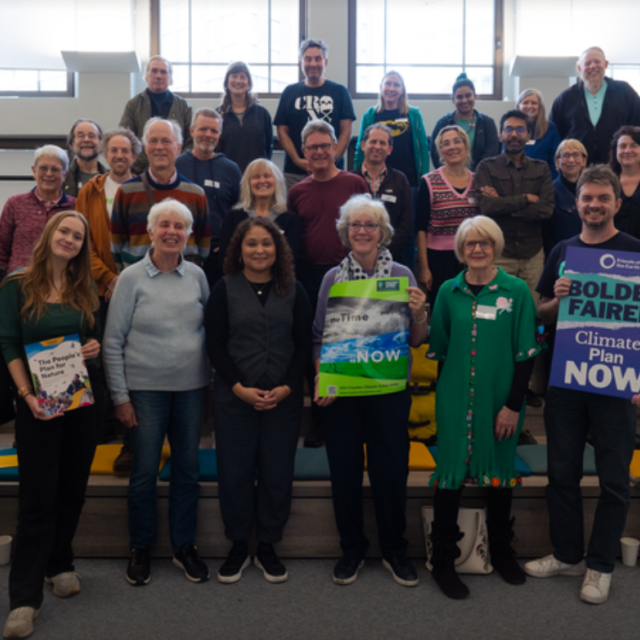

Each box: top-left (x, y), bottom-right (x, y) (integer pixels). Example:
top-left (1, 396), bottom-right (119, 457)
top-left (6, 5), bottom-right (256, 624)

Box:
top-left (312, 262), bottom-right (418, 379)
top-left (0, 189), bottom-right (76, 273)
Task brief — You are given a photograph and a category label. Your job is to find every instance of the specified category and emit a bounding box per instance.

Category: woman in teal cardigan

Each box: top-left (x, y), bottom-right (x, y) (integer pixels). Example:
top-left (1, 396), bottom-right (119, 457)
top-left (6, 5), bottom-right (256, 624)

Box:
top-left (354, 70), bottom-right (430, 183)
top-left (354, 70), bottom-right (429, 264)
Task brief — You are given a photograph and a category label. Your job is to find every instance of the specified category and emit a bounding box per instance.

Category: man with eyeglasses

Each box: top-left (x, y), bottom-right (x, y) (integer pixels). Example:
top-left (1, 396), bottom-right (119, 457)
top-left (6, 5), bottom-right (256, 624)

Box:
top-left (475, 109), bottom-right (554, 406)
top-left (62, 119), bottom-right (107, 198)
top-left (287, 119), bottom-right (367, 446)
top-left (274, 39), bottom-right (356, 190)
top-left (549, 47), bottom-right (640, 165)
top-left (475, 109), bottom-right (554, 301)
top-left (351, 123), bottom-right (412, 263)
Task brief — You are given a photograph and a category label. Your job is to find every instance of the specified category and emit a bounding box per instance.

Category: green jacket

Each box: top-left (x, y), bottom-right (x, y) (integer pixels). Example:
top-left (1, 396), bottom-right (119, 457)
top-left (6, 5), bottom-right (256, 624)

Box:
top-left (119, 90), bottom-right (193, 174)
top-left (354, 105), bottom-right (430, 177)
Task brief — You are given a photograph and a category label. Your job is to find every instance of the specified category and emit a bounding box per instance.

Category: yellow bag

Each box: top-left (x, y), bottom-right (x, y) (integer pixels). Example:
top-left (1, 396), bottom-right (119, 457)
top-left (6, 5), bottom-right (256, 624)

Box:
top-left (408, 345), bottom-right (438, 440)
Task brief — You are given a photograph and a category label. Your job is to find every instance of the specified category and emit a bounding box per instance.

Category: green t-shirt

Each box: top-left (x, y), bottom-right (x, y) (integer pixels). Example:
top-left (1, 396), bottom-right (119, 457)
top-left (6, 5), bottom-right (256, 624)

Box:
top-left (456, 115), bottom-right (476, 156)
top-left (0, 276), bottom-right (100, 371)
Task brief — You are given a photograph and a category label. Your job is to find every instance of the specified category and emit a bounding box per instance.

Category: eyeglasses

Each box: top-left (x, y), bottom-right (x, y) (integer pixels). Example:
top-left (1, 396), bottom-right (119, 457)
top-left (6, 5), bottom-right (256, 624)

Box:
top-left (560, 152), bottom-right (584, 160)
top-left (349, 222), bottom-right (379, 232)
top-left (305, 143), bottom-right (333, 152)
top-left (504, 126), bottom-right (526, 135)
top-left (464, 240), bottom-right (492, 250)
top-left (35, 165), bottom-right (63, 175)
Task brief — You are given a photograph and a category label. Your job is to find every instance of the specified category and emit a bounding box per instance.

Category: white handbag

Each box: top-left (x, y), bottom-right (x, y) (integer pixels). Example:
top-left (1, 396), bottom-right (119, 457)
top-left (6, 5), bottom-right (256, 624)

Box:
top-left (422, 506), bottom-right (493, 574)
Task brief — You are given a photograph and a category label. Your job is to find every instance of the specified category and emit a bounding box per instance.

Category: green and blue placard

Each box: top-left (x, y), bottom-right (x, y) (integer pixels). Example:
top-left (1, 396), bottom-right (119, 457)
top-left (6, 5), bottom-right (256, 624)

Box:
top-left (318, 277), bottom-right (410, 397)
top-left (550, 247), bottom-right (640, 398)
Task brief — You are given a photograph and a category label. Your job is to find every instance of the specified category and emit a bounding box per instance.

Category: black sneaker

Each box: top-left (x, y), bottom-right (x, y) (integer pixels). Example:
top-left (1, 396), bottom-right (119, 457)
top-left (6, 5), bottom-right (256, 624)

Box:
top-left (217, 542), bottom-right (250, 584)
top-left (254, 542), bottom-right (288, 583)
top-left (126, 548), bottom-right (151, 586)
top-left (382, 556), bottom-right (419, 587)
top-left (173, 543), bottom-right (210, 583)
top-left (332, 555), bottom-right (364, 585)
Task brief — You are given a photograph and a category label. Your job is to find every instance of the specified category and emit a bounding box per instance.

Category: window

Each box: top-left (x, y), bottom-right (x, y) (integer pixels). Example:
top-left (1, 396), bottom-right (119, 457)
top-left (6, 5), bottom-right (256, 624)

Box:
top-left (0, 0), bottom-right (135, 98)
top-left (0, 70), bottom-right (72, 98)
top-left (610, 66), bottom-right (640, 97)
top-left (349, 0), bottom-right (503, 99)
top-left (158, 0), bottom-right (305, 97)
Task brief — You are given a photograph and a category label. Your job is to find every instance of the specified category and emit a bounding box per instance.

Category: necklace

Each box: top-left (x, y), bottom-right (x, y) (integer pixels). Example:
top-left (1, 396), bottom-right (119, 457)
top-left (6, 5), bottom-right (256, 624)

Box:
top-left (248, 280), bottom-right (266, 295)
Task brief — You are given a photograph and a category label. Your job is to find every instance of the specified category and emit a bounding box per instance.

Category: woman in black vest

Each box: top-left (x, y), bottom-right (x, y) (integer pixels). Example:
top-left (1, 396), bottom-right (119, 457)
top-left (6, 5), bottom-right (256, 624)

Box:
top-left (205, 217), bottom-right (311, 584)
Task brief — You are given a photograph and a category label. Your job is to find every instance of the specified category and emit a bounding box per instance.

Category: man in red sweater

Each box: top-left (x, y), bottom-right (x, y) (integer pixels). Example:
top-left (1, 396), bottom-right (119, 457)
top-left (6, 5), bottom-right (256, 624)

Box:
top-left (287, 119), bottom-right (367, 446)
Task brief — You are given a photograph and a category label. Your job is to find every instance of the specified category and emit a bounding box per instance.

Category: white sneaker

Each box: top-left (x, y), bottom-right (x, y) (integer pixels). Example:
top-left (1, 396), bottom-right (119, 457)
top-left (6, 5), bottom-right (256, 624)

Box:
top-left (524, 554), bottom-right (587, 578)
top-left (580, 569), bottom-right (611, 604)
top-left (45, 571), bottom-right (80, 598)
top-left (3, 607), bottom-right (39, 638)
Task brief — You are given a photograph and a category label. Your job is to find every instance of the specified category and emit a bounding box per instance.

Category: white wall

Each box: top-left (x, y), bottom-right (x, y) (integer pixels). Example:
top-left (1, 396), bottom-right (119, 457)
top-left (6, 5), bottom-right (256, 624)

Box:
top-left (4, 0), bottom-right (636, 185)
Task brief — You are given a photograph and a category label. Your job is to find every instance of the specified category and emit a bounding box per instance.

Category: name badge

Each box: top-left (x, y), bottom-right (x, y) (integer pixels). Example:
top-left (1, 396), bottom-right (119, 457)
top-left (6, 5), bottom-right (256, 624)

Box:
top-left (468, 197), bottom-right (478, 205)
top-left (214, 181), bottom-right (220, 189)
top-left (395, 118), bottom-right (408, 123)
top-left (381, 194), bottom-right (397, 203)
top-left (475, 305), bottom-right (497, 320)
top-left (526, 140), bottom-right (536, 146)
top-left (204, 179), bottom-right (214, 187)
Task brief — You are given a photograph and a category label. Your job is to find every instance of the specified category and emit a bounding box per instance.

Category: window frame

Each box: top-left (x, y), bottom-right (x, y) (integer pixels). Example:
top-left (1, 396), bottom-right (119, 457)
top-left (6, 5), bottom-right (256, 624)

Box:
top-left (0, 71), bottom-right (74, 98)
top-left (348, 0), bottom-right (504, 100)
top-left (151, 0), bottom-right (307, 99)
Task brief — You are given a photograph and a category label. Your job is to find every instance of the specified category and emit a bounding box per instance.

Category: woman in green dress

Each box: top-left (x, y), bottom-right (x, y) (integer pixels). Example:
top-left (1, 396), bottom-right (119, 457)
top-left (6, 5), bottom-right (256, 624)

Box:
top-left (426, 215), bottom-right (542, 599)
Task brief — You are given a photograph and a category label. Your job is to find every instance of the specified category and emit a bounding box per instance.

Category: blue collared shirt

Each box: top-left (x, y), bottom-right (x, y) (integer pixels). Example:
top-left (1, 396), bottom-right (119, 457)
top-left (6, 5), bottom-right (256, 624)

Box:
top-left (584, 79), bottom-right (608, 127)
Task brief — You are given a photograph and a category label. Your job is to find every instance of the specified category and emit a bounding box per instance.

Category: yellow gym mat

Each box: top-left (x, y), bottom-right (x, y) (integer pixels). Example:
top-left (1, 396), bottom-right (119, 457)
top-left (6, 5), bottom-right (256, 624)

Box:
top-left (90, 444), bottom-right (171, 475)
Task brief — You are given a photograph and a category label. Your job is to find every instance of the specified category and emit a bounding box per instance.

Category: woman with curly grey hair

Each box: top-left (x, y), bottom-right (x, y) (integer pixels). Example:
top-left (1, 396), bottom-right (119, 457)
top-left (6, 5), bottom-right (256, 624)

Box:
top-left (312, 194), bottom-right (427, 588)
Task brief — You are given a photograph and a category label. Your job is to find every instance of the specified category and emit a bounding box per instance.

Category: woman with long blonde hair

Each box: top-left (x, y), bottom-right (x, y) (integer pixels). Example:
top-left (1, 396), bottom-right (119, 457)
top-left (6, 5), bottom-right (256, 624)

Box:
top-left (0, 211), bottom-right (100, 638)
top-left (517, 88), bottom-right (561, 179)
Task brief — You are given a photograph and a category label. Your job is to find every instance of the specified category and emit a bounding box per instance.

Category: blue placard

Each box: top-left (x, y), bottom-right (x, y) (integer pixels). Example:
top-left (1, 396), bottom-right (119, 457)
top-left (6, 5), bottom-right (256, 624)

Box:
top-left (549, 247), bottom-right (640, 398)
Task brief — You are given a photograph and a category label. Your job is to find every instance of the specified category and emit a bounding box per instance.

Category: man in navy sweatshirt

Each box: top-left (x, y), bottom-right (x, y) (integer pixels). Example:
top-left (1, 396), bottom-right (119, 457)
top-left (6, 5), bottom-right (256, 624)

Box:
top-left (176, 107), bottom-right (242, 288)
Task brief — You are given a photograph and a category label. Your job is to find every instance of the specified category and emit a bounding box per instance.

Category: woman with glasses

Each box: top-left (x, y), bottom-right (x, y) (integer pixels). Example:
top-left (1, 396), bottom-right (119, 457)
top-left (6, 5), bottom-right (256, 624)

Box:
top-left (416, 125), bottom-right (480, 309)
top-left (542, 139), bottom-right (588, 255)
top-left (312, 194), bottom-right (428, 588)
top-left (610, 126), bottom-right (640, 239)
top-left (517, 88), bottom-right (561, 180)
top-left (0, 146), bottom-right (75, 278)
top-left (431, 74), bottom-right (499, 171)
top-left (216, 61), bottom-right (273, 173)
top-left (426, 216), bottom-right (542, 600)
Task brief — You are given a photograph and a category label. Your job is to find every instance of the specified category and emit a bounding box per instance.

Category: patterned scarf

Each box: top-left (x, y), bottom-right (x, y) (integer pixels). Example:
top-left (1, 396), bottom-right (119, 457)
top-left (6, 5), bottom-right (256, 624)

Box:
top-left (333, 248), bottom-right (393, 284)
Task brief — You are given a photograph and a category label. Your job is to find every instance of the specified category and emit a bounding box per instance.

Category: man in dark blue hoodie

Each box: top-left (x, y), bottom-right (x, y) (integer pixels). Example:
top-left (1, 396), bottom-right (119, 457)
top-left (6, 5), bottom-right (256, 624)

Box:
top-left (176, 107), bottom-right (242, 287)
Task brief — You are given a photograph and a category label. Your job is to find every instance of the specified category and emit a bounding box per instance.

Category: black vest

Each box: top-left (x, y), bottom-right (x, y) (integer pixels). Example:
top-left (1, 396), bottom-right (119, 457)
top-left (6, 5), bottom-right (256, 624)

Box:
top-left (225, 272), bottom-right (296, 387)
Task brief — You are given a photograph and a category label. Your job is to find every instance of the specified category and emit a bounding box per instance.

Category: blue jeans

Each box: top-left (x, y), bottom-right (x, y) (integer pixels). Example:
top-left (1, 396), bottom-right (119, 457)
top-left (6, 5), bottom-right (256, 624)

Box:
top-left (128, 388), bottom-right (205, 553)
top-left (545, 386), bottom-right (636, 573)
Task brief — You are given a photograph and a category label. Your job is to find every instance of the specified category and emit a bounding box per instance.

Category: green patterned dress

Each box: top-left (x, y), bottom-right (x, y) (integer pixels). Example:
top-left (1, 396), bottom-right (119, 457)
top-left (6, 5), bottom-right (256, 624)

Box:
top-left (427, 267), bottom-right (541, 489)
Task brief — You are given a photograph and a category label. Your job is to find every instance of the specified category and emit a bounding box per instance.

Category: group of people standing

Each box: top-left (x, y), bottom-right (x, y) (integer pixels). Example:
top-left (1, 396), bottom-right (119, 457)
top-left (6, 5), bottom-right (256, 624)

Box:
top-left (1, 38), bottom-right (640, 639)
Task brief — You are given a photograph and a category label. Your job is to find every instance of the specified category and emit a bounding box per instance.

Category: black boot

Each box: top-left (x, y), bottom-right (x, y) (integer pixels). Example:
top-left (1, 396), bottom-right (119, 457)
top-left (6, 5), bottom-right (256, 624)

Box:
top-left (488, 516), bottom-right (526, 585)
top-left (429, 524), bottom-right (470, 599)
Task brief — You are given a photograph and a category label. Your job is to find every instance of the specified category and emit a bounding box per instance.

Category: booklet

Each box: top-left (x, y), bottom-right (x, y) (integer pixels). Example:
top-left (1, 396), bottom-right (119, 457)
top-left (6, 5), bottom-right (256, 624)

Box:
top-left (25, 334), bottom-right (94, 416)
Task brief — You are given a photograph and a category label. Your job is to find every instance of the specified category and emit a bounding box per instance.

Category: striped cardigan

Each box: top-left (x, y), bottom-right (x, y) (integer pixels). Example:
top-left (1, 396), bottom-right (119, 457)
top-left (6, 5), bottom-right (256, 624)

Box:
top-left (424, 168), bottom-right (480, 251)
top-left (110, 170), bottom-right (210, 269)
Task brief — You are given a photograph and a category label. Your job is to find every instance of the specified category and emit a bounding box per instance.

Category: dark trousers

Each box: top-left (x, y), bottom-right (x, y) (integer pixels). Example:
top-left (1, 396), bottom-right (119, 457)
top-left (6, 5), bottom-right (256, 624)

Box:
top-left (426, 249), bottom-right (463, 310)
top-left (214, 381), bottom-right (302, 543)
top-left (297, 260), bottom-right (334, 430)
top-left (203, 249), bottom-right (224, 291)
top-left (544, 386), bottom-right (636, 573)
top-left (10, 400), bottom-right (97, 610)
top-left (323, 389), bottom-right (411, 559)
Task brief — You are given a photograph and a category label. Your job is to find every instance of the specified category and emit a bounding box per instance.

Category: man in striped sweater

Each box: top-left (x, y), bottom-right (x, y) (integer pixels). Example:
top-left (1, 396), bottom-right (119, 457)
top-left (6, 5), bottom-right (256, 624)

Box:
top-left (110, 117), bottom-right (210, 270)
